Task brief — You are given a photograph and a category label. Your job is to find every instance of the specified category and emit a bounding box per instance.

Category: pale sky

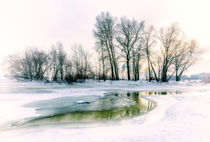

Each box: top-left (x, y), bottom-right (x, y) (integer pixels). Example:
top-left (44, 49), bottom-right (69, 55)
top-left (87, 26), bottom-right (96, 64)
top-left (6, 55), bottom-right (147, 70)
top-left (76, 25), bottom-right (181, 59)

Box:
top-left (0, 0), bottom-right (210, 75)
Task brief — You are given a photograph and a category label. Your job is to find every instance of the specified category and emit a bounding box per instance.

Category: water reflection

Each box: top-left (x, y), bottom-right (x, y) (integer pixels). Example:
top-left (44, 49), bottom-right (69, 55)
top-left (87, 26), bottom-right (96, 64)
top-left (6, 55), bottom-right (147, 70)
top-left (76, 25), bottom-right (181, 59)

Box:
top-left (140, 91), bottom-right (181, 95)
top-left (22, 92), bottom-right (154, 125)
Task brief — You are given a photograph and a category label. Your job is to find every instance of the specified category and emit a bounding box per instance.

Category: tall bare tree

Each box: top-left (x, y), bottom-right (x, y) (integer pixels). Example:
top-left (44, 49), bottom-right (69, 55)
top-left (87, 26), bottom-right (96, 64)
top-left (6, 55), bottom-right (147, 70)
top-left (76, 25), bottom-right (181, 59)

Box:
top-left (144, 25), bottom-right (156, 82)
top-left (174, 39), bottom-right (199, 81)
top-left (95, 43), bottom-right (109, 81)
top-left (93, 12), bottom-right (119, 80)
top-left (71, 45), bottom-right (91, 82)
top-left (158, 24), bottom-right (181, 82)
top-left (49, 42), bottom-right (67, 81)
top-left (116, 17), bottom-right (144, 80)
top-left (132, 42), bottom-right (145, 81)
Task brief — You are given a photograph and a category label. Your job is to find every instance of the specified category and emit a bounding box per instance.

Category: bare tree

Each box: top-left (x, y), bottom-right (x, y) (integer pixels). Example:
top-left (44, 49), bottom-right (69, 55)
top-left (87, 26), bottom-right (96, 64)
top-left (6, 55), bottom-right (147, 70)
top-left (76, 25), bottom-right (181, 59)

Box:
top-left (132, 42), bottom-right (145, 81)
top-left (64, 59), bottom-right (75, 83)
top-left (174, 39), bottom-right (199, 81)
top-left (158, 24), bottom-right (181, 82)
top-left (31, 49), bottom-right (50, 80)
top-left (71, 45), bottom-right (91, 82)
top-left (116, 17), bottom-right (144, 80)
top-left (49, 42), bottom-right (67, 81)
top-left (94, 44), bottom-right (109, 81)
top-left (144, 25), bottom-right (156, 82)
top-left (93, 12), bottom-right (119, 80)
top-left (9, 48), bottom-right (49, 81)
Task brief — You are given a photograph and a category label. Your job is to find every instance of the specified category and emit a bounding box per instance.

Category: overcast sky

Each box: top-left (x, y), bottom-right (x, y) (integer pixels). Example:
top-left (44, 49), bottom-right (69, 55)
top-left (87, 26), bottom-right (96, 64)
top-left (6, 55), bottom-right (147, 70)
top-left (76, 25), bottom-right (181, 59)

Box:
top-left (0, 0), bottom-right (210, 75)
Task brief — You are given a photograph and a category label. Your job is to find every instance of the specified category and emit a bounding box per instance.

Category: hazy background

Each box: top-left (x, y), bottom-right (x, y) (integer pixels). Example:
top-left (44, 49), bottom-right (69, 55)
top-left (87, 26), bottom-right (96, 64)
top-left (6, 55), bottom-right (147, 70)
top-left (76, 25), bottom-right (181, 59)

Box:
top-left (0, 0), bottom-right (210, 76)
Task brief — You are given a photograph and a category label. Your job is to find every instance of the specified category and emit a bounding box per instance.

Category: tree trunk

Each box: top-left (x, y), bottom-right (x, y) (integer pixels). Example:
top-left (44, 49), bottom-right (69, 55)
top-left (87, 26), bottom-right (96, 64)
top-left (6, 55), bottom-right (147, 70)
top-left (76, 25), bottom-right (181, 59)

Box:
top-left (126, 59), bottom-right (130, 80)
top-left (136, 63), bottom-right (140, 81)
top-left (161, 69), bottom-right (167, 82)
top-left (176, 76), bottom-right (181, 81)
top-left (112, 54), bottom-right (119, 80)
top-left (60, 68), bottom-right (63, 81)
top-left (147, 56), bottom-right (152, 82)
top-left (102, 49), bottom-right (106, 81)
top-left (149, 58), bottom-right (159, 82)
top-left (110, 60), bottom-right (114, 80)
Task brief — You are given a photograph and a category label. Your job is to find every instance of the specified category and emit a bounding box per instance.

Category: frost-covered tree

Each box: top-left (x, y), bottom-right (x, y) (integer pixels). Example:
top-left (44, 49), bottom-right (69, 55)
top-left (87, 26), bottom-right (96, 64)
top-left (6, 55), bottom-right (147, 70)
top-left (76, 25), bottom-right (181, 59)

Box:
top-left (9, 48), bottom-right (49, 80)
top-left (93, 12), bottom-right (119, 80)
top-left (174, 39), bottom-right (199, 81)
top-left (116, 17), bottom-right (144, 80)
top-left (49, 42), bottom-right (67, 81)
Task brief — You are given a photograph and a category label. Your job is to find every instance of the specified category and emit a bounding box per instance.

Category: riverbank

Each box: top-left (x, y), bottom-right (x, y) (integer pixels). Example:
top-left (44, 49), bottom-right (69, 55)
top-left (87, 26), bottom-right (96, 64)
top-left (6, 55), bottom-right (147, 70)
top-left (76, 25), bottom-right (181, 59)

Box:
top-left (0, 77), bottom-right (210, 142)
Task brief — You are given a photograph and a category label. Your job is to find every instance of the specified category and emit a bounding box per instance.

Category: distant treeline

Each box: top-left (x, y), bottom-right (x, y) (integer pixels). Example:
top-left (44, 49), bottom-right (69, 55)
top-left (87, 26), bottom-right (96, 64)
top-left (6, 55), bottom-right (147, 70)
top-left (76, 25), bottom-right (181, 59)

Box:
top-left (8, 12), bottom-right (201, 83)
top-left (8, 44), bottom-right (94, 83)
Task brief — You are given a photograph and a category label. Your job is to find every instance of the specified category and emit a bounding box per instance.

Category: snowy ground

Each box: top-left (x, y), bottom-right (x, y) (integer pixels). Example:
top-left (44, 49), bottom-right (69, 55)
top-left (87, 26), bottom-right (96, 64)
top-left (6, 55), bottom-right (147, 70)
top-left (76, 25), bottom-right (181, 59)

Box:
top-left (0, 77), bottom-right (210, 142)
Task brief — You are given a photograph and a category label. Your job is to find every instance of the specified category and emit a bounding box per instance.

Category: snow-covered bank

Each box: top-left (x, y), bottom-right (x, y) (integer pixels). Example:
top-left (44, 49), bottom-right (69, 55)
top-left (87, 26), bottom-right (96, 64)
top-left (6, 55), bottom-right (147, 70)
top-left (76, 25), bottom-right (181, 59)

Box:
top-left (1, 77), bottom-right (210, 142)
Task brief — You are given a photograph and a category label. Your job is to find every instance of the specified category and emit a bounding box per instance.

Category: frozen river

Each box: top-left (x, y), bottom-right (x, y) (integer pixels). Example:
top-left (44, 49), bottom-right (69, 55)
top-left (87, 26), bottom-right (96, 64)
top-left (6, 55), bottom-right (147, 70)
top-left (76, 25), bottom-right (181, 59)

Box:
top-left (1, 77), bottom-right (210, 142)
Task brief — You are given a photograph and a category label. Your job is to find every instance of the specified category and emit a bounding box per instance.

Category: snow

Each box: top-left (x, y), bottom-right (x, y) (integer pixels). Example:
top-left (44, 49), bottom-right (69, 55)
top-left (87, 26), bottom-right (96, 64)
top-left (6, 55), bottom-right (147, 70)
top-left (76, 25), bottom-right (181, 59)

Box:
top-left (0, 77), bottom-right (210, 142)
